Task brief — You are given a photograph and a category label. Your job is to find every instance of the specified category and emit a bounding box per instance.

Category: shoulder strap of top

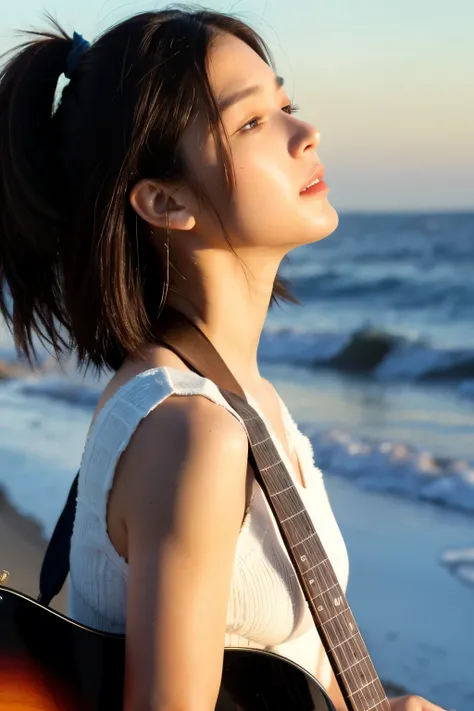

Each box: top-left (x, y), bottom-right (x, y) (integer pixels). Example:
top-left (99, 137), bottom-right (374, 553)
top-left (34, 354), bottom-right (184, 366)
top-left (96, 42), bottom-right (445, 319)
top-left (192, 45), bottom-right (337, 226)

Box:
top-left (79, 367), bottom-right (247, 515)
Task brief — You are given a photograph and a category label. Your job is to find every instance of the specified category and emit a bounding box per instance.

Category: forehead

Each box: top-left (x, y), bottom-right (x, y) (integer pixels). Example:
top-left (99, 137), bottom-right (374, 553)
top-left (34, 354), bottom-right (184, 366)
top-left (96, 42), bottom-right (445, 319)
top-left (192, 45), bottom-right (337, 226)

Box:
top-left (179, 32), bottom-right (277, 171)
top-left (206, 32), bottom-right (274, 98)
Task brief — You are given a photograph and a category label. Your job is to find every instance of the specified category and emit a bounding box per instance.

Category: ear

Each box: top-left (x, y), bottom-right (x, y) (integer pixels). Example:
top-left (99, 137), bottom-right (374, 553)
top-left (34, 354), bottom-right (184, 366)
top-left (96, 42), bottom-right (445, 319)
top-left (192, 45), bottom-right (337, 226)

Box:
top-left (129, 179), bottom-right (196, 231)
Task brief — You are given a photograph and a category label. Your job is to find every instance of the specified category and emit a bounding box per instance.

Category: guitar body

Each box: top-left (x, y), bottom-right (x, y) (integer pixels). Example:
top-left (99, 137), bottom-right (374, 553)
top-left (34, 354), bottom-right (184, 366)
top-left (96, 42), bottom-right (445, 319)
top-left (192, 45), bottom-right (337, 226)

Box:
top-left (0, 586), bottom-right (334, 711)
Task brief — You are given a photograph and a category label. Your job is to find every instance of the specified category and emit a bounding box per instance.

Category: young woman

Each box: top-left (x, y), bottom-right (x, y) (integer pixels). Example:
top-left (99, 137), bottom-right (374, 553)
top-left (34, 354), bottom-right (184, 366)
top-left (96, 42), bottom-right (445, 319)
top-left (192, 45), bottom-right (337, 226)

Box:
top-left (0, 8), bottom-right (447, 711)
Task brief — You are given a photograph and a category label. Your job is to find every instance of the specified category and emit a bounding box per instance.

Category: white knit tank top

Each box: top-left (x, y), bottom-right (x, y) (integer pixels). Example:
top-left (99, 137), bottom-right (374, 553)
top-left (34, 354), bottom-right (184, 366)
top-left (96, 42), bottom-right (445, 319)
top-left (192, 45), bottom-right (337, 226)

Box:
top-left (68, 366), bottom-right (349, 687)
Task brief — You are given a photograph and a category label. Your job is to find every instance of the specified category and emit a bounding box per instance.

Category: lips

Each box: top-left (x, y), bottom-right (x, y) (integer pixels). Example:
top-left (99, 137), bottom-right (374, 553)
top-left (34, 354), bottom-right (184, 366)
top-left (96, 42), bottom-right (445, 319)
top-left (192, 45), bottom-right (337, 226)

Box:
top-left (300, 165), bottom-right (325, 193)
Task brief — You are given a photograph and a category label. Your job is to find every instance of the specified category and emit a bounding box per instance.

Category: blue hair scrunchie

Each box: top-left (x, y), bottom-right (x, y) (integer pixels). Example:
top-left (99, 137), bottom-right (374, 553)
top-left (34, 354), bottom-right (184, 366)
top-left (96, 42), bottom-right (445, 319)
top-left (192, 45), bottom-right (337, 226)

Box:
top-left (65, 31), bottom-right (90, 79)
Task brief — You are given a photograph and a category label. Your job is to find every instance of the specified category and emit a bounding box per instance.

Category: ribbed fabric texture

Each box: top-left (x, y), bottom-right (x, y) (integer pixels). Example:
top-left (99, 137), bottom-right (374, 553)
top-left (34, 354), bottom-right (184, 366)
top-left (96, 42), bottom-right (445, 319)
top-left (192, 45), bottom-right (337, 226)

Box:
top-left (68, 366), bottom-right (349, 686)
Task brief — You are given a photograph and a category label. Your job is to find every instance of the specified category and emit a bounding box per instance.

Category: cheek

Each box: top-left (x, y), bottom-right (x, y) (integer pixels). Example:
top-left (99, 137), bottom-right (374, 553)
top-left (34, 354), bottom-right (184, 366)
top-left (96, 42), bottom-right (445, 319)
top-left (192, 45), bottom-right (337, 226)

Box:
top-left (229, 153), bottom-right (298, 234)
top-left (242, 165), bottom-right (291, 201)
top-left (185, 152), bottom-right (232, 232)
top-left (236, 147), bottom-right (293, 198)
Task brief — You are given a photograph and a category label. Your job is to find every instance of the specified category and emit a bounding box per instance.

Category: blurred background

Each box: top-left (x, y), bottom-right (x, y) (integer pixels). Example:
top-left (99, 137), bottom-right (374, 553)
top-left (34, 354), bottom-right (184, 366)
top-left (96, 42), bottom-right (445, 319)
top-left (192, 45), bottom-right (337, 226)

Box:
top-left (0, 1), bottom-right (473, 709)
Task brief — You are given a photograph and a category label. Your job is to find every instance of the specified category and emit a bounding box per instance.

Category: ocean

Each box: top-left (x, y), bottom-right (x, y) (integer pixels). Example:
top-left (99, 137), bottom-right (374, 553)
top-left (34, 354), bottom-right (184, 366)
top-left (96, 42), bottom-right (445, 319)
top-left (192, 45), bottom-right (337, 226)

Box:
top-left (0, 210), bottom-right (473, 707)
top-left (262, 211), bottom-right (474, 513)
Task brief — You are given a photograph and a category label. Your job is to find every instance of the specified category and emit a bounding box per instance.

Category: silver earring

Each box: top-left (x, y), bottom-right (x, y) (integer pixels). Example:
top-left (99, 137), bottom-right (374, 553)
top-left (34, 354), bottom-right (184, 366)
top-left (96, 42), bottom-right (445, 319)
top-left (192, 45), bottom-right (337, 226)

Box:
top-left (157, 225), bottom-right (170, 317)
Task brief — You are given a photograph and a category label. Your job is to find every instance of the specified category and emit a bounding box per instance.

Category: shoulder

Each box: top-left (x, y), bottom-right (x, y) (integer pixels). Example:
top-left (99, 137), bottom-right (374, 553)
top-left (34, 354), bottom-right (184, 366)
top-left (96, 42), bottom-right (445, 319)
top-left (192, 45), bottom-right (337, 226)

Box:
top-left (137, 390), bottom-right (248, 456)
top-left (116, 391), bottom-right (249, 526)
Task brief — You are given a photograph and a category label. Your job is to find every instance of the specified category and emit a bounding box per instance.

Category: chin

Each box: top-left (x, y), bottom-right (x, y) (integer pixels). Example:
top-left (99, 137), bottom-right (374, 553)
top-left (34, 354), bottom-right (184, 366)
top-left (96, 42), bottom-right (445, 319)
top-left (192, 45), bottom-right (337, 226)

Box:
top-left (307, 200), bottom-right (339, 244)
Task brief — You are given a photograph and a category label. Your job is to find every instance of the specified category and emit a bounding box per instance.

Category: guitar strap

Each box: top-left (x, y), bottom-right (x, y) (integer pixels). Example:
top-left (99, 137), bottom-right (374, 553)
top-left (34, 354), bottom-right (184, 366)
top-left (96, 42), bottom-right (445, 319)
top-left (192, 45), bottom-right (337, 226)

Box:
top-left (38, 474), bottom-right (79, 605)
top-left (38, 308), bottom-right (319, 614)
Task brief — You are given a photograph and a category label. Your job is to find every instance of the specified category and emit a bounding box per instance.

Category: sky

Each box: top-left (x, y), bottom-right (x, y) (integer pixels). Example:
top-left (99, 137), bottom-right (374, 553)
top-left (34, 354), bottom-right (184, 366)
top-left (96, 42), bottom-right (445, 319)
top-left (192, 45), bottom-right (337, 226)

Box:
top-left (1, 0), bottom-right (473, 212)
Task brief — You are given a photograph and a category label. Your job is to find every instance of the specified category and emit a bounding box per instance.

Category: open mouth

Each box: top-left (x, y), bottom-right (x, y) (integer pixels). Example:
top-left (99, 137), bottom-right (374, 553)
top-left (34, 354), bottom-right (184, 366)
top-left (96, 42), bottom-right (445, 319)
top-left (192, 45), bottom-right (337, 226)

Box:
top-left (299, 165), bottom-right (328, 196)
top-left (301, 177), bottom-right (322, 192)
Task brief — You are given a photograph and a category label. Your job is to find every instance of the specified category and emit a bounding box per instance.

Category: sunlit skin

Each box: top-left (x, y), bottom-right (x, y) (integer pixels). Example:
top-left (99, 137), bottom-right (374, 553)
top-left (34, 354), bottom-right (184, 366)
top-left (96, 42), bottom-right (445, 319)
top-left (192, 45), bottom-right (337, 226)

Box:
top-left (129, 32), bottom-right (337, 392)
top-left (122, 32), bottom-right (448, 711)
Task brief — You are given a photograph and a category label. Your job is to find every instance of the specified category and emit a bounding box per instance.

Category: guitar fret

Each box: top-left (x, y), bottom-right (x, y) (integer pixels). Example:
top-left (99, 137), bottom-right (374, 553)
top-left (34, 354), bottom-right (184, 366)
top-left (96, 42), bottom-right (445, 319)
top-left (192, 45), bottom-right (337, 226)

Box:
top-left (311, 592), bottom-right (348, 624)
top-left (336, 657), bottom-right (380, 703)
top-left (269, 485), bottom-right (294, 496)
top-left (281, 510), bottom-right (305, 523)
top-left (348, 678), bottom-right (388, 711)
top-left (310, 581), bottom-right (339, 597)
top-left (329, 637), bottom-right (376, 692)
top-left (329, 630), bottom-right (360, 651)
top-left (337, 654), bottom-right (370, 676)
top-left (260, 460), bottom-right (282, 472)
top-left (318, 606), bottom-right (350, 626)
top-left (290, 533), bottom-right (315, 547)
top-left (323, 610), bottom-right (357, 643)
top-left (252, 436), bottom-right (273, 446)
top-left (328, 632), bottom-right (358, 659)
top-left (347, 678), bottom-right (380, 698)
top-left (306, 558), bottom-right (328, 573)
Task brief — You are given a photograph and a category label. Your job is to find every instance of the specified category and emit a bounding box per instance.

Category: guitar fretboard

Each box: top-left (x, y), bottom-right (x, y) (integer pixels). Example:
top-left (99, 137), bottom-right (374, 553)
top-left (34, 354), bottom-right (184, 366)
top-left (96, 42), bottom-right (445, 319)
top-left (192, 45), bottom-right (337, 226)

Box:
top-left (223, 392), bottom-right (390, 711)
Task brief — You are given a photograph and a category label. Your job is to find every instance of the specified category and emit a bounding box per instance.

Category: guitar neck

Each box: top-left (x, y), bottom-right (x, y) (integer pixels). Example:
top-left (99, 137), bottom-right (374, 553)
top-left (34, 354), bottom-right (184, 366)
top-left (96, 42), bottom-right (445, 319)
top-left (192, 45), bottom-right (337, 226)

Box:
top-left (267, 479), bottom-right (390, 711)
top-left (220, 391), bottom-right (392, 711)
top-left (155, 310), bottom-right (389, 711)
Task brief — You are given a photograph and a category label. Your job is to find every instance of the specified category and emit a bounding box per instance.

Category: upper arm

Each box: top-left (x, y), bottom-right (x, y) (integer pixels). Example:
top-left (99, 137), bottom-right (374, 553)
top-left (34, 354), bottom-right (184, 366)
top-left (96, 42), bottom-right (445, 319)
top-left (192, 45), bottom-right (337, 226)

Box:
top-left (119, 395), bottom-right (249, 711)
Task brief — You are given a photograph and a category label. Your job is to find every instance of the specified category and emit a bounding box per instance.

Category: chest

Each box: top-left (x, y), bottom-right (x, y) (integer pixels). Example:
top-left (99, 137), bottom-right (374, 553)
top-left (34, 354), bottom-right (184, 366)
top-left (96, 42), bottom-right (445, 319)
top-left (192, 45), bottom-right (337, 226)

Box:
top-left (246, 386), bottom-right (306, 488)
top-left (226, 457), bottom-right (349, 650)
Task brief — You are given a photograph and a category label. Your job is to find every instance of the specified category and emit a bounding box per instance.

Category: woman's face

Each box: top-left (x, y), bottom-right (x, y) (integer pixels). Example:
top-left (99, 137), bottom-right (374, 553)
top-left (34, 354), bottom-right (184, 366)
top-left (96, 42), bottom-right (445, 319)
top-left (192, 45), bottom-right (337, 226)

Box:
top-left (181, 31), bottom-right (339, 254)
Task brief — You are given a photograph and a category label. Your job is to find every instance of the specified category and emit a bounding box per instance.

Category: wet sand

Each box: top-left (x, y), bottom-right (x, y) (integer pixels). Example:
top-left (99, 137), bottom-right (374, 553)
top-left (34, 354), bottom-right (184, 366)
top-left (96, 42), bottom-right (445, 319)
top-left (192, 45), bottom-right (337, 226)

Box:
top-left (0, 487), bottom-right (67, 613)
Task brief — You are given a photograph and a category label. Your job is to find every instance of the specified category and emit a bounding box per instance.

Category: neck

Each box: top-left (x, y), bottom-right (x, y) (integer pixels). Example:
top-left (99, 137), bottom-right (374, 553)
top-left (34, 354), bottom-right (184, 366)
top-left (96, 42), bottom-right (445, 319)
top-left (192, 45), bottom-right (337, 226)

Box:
top-left (165, 246), bottom-right (284, 389)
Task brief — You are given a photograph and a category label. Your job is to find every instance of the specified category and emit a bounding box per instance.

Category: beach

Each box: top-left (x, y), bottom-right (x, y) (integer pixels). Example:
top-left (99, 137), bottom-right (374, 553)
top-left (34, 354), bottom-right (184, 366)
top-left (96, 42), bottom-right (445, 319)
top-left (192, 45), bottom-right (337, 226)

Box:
top-left (0, 487), bottom-right (67, 613)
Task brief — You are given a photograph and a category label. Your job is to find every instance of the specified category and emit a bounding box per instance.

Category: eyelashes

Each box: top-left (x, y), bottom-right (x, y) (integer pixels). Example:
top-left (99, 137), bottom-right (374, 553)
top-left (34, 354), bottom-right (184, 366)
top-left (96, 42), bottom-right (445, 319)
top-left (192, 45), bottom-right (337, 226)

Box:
top-left (283, 102), bottom-right (300, 115)
top-left (240, 102), bottom-right (300, 132)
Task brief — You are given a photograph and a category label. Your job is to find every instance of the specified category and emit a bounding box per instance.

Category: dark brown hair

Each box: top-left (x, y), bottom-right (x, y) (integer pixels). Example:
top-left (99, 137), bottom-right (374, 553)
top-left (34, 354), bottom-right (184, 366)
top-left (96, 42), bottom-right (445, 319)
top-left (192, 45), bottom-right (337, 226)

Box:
top-left (0, 7), bottom-right (297, 372)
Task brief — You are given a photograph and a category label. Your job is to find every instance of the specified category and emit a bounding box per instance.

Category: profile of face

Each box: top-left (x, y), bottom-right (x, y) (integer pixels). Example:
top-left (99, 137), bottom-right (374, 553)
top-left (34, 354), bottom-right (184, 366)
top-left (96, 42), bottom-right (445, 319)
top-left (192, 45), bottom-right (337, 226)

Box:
top-left (132, 32), bottom-right (338, 262)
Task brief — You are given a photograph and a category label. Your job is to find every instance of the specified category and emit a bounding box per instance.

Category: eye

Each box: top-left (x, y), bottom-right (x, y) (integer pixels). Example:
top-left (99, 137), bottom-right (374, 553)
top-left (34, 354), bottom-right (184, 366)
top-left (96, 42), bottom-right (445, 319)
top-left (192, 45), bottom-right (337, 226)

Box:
top-left (282, 103), bottom-right (299, 115)
top-left (239, 103), bottom-right (300, 133)
top-left (240, 116), bottom-right (262, 132)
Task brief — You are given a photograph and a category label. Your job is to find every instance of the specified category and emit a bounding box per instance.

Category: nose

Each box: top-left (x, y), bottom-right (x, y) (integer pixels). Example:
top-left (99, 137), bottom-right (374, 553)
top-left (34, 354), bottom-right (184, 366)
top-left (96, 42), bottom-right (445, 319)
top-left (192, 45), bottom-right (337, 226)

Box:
top-left (289, 120), bottom-right (320, 158)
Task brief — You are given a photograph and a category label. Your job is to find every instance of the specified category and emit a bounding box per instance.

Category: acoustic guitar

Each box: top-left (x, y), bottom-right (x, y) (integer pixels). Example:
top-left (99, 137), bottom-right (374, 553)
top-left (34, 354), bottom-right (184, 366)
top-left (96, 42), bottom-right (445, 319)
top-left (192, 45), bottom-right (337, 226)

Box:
top-left (0, 573), bottom-right (334, 710)
top-left (0, 309), bottom-right (391, 711)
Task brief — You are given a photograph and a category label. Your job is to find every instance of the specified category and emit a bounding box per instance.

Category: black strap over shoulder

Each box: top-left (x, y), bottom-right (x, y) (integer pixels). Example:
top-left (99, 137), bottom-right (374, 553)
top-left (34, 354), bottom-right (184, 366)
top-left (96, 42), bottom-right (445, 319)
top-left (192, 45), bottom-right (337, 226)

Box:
top-left (38, 307), bottom-right (252, 606)
top-left (38, 472), bottom-right (79, 606)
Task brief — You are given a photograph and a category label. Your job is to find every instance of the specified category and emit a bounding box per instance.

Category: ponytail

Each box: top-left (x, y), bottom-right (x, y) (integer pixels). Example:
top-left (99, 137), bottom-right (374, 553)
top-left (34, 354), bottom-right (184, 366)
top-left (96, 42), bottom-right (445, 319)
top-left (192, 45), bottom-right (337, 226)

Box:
top-left (1, 10), bottom-right (297, 373)
top-left (0, 22), bottom-right (74, 363)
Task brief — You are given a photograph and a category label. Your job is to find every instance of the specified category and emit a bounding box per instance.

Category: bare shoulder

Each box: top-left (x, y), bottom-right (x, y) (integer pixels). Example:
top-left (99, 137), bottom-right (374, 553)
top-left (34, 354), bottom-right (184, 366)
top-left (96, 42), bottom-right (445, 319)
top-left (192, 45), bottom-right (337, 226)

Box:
top-left (120, 395), bottom-right (252, 711)
top-left (129, 393), bottom-right (248, 465)
top-left (114, 393), bottom-right (249, 537)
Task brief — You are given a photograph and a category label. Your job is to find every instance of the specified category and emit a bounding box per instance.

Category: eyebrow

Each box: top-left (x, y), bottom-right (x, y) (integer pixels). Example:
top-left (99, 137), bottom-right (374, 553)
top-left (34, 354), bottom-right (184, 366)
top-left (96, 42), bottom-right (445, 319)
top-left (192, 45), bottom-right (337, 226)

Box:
top-left (218, 75), bottom-right (285, 112)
